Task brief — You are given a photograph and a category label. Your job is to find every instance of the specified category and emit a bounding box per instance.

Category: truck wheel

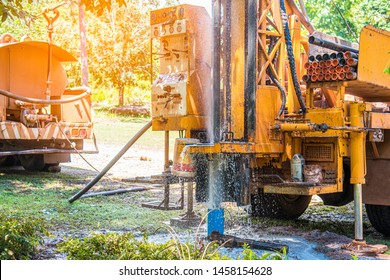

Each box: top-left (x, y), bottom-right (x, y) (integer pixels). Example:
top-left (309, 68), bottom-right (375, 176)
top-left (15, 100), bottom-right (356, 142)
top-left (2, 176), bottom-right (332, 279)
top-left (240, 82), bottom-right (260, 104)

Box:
top-left (251, 192), bottom-right (312, 219)
top-left (44, 163), bottom-right (61, 173)
top-left (19, 154), bottom-right (45, 171)
top-left (365, 204), bottom-right (390, 236)
top-left (0, 156), bottom-right (19, 167)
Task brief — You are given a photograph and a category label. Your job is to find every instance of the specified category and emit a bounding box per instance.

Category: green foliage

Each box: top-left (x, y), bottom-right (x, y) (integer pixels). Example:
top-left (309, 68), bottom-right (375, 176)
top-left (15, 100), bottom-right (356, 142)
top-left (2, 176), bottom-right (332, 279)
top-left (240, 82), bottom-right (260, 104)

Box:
top-left (239, 244), bottom-right (287, 260)
top-left (57, 232), bottom-right (287, 260)
top-left (57, 232), bottom-right (227, 260)
top-left (357, 0), bottom-right (390, 30)
top-left (0, 212), bottom-right (49, 260)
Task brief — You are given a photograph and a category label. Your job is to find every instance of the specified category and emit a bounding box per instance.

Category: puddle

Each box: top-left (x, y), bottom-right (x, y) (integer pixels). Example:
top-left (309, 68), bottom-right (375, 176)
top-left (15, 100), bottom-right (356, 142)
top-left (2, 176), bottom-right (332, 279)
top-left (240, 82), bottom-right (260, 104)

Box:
top-left (144, 228), bottom-right (328, 260)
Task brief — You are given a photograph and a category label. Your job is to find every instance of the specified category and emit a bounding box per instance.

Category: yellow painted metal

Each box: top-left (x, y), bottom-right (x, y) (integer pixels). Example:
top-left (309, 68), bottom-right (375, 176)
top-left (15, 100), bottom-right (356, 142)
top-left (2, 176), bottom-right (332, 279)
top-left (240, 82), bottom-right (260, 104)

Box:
top-left (264, 183), bottom-right (339, 196)
top-left (278, 123), bottom-right (315, 132)
top-left (230, 0), bottom-right (245, 139)
top-left (255, 86), bottom-right (284, 153)
top-left (152, 115), bottom-right (207, 131)
top-left (286, 15), bottom-right (301, 114)
top-left (350, 103), bottom-right (366, 184)
top-left (357, 26), bottom-right (390, 94)
top-left (150, 5), bottom-right (211, 132)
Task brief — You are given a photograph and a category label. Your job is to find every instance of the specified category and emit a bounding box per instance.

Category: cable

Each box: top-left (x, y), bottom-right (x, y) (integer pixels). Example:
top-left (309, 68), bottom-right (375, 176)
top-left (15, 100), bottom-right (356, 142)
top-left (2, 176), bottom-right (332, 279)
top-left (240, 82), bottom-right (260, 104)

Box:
top-left (280, 0), bottom-right (307, 114)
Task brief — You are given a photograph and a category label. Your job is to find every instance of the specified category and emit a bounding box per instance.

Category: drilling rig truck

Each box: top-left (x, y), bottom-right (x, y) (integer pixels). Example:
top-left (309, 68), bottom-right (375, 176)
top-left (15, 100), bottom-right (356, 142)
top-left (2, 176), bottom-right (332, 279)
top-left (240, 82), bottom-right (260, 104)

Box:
top-left (149, 0), bottom-right (390, 245)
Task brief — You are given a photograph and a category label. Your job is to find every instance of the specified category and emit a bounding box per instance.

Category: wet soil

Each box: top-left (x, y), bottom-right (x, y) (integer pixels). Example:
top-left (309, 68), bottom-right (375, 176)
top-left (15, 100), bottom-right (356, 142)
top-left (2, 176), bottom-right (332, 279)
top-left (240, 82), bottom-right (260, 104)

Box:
top-left (35, 143), bottom-right (389, 260)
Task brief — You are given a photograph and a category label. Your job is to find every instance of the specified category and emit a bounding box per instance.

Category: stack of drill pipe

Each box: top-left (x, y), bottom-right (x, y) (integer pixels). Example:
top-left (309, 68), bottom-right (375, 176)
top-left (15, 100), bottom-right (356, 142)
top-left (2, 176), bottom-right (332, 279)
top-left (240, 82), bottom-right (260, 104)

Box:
top-left (303, 51), bottom-right (358, 83)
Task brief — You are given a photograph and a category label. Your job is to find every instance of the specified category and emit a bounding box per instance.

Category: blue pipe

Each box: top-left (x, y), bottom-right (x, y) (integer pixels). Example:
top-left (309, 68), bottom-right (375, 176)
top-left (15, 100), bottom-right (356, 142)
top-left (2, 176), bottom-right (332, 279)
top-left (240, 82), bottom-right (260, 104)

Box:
top-left (207, 208), bottom-right (224, 235)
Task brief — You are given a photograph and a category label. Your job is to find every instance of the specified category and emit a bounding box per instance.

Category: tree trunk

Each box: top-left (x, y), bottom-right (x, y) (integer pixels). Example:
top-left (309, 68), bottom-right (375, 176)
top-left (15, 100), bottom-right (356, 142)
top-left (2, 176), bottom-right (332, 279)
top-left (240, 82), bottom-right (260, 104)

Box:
top-left (78, 2), bottom-right (89, 87)
top-left (118, 86), bottom-right (125, 107)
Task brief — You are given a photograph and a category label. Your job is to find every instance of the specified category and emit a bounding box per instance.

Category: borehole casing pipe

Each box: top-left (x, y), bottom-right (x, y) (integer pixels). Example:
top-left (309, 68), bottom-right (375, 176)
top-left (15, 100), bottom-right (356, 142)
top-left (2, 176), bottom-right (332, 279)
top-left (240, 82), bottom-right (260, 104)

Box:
top-left (349, 103), bottom-right (366, 241)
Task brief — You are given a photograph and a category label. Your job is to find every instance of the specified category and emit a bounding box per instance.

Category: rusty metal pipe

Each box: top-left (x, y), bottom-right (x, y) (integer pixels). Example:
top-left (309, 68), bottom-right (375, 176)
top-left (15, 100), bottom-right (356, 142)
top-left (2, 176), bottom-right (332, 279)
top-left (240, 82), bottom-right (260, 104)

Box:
top-left (318, 74), bottom-right (324, 81)
top-left (325, 73), bottom-right (331, 81)
top-left (344, 51), bottom-right (358, 59)
top-left (309, 36), bottom-right (359, 53)
top-left (331, 73), bottom-right (338, 81)
top-left (343, 65), bottom-right (356, 73)
top-left (304, 62), bottom-right (311, 69)
top-left (312, 61), bottom-right (319, 68)
top-left (338, 72), bottom-right (345, 80)
top-left (325, 60), bottom-right (332, 67)
top-left (302, 74), bottom-right (310, 82)
top-left (347, 58), bottom-right (358, 66)
top-left (346, 71), bottom-right (357, 80)
top-left (311, 74), bottom-right (318, 82)
top-left (336, 66), bottom-right (343, 73)
top-left (331, 59), bottom-right (339, 67)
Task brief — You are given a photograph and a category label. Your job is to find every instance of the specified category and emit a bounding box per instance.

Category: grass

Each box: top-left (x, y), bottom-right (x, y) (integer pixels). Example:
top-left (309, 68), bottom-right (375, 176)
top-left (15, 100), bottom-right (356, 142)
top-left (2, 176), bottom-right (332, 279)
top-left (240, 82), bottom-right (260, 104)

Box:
top-left (93, 109), bottom-right (179, 151)
top-left (0, 171), bottom-right (180, 234)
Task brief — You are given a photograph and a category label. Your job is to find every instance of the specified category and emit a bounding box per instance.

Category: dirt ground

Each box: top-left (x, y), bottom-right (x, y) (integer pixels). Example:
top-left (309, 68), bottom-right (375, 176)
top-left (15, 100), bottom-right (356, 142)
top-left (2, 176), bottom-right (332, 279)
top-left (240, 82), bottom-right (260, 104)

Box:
top-left (56, 142), bottom-right (390, 260)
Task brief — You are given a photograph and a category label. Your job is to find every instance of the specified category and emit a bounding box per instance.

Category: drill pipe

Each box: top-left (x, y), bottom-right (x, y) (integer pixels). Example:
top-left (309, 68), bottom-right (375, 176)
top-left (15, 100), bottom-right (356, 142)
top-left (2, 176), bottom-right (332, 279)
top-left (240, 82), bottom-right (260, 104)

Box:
top-left (347, 58), bottom-right (358, 66)
top-left (309, 36), bottom-right (359, 54)
top-left (346, 71), bottom-right (357, 80)
top-left (343, 65), bottom-right (357, 73)
top-left (344, 51), bottom-right (358, 59)
top-left (209, 231), bottom-right (289, 253)
top-left (329, 52), bottom-right (337, 59)
top-left (302, 74), bottom-right (311, 82)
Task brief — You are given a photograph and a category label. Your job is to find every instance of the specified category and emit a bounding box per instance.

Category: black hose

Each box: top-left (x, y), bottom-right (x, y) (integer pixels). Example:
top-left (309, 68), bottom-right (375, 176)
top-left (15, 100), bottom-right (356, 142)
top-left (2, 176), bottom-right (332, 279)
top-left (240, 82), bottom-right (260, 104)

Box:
top-left (0, 87), bottom-right (91, 105)
top-left (68, 120), bottom-right (152, 203)
top-left (280, 0), bottom-right (307, 114)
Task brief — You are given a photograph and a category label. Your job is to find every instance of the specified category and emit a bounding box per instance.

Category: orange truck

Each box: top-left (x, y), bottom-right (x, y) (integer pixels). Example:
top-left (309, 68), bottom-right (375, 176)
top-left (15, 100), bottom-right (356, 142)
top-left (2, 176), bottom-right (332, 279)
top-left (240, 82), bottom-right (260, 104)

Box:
top-left (0, 19), bottom-right (95, 171)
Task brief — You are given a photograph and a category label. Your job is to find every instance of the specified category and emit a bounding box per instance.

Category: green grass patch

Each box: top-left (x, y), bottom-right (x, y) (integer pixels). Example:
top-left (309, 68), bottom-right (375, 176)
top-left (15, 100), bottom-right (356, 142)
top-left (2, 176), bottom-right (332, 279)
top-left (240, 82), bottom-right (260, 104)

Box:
top-left (57, 231), bottom-right (286, 260)
top-left (0, 172), bottom-right (180, 234)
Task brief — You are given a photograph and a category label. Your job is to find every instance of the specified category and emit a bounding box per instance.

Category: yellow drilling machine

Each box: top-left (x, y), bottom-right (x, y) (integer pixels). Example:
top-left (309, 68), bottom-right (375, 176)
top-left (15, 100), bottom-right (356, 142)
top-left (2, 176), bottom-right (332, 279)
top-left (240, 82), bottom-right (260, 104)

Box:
top-left (148, 0), bottom-right (390, 250)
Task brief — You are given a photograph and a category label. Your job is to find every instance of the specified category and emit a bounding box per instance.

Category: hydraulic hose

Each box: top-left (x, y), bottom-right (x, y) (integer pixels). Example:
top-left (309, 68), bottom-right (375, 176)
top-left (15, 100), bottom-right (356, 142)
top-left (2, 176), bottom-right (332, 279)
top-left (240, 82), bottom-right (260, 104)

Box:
top-left (280, 0), bottom-right (307, 114)
top-left (267, 37), bottom-right (286, 119)
top-left (0, 86), bottom-right (91, 105)
top-left (68, 120), bottom-right (152, 203)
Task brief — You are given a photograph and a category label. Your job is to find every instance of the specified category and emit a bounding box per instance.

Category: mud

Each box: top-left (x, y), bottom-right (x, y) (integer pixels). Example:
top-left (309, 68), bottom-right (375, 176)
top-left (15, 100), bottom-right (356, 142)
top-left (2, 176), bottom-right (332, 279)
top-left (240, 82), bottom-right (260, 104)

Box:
top-left (35, 143), bottom-right (388, 260)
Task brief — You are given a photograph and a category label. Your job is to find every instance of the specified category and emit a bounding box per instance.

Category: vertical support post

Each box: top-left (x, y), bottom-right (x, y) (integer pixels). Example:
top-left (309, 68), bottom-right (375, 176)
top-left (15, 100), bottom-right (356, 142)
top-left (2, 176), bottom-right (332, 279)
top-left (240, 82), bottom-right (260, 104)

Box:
top-left (244, 0), bottom-right (257, 142)
top-left (224, 0), bottom-right (232, 135)
top-left (164, 130), bottom-right (170, 172)
top-left (212, 0), bottom-right (221, 143)
top-left (350, 102), bottom-right (366, 241)
top-left (187, 181), bottom-right (194, 215)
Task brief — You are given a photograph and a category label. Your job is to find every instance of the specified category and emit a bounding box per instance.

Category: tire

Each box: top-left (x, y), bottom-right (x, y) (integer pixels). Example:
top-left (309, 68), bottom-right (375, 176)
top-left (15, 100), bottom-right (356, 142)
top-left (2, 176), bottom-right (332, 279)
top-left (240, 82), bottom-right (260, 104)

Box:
top-left (319, 162), bottom-right (353, 206)
top-left (365, 204), bottom-right (390, 236)
top-left (0, 156), bottom-right (19, 167)
top-left (44, 163), bottom-right (61, 173)
top-left (251, 192), bottom-right (312, 219)
top-left (19, 154), bottom-right (45, 171)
